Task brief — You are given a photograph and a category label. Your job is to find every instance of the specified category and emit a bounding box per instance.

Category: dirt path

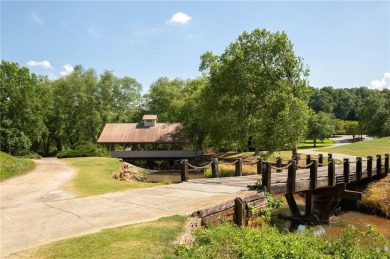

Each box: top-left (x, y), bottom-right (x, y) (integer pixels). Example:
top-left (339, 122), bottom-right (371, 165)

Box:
top-left (0, 158), bottom-right (76, 209)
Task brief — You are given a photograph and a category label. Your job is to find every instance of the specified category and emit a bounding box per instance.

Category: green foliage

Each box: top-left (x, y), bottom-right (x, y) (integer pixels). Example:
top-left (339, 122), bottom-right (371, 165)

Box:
top-left (177, 222), bottom-right (390, 258)
top-left (0, 151), bottom-right (36, 181)
top-left (57, 141), bottom-right (109, 158)
top-left (14, 149), bottom-right (41, 159)
top-left (307, 111), bottom-right (335, 147)
top-left (199, 28), bottom-right (311, 154)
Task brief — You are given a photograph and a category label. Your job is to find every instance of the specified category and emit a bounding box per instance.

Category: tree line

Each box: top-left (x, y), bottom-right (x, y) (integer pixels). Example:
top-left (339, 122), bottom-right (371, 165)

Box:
top-left (1, 28), bottom-right (389, 157)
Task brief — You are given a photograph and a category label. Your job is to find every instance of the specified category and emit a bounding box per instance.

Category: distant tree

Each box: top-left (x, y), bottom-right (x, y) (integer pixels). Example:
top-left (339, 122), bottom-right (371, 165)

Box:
top-left (199, 28), bottom-right (310, 156)
top-left (344, 121), bottom-right (360, 140)
top-left (306, 112), bottom-right (335, 147)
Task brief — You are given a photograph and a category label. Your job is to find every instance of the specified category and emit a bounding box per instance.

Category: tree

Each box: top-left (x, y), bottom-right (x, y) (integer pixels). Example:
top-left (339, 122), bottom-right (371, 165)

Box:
top-left (0, 61), bottom-right (47, 154)
top-left (344, 120), bottom-right (360, 140)
top-left (199, 28), bottom-right (310, 156)
top-left (306, 112), bottom-right (335, 147)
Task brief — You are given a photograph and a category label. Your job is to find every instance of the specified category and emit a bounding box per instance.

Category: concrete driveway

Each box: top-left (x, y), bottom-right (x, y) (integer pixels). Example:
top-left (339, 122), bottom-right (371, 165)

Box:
top-left (0, 159), bottom-right (247, 258)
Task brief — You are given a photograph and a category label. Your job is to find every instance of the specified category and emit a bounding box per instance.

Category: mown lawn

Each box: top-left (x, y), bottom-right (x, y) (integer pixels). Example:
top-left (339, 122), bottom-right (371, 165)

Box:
top-left (0, 151), bottom-right (36, 181)
top-left (297, 139), bottom-right (334, 149)
top-left (62, 157), bottom-right (162, 197)
top-left (316, 137), bottom-right (390, 157)
top-left (14, 215), bottom-right (187, 259)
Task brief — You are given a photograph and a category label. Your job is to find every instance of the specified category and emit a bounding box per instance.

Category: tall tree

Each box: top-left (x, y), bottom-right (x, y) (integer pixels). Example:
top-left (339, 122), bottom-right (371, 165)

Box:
top-left (306, 112), bottom-right (335, 147)
top-left (199, 28), bottom-right (310, 156)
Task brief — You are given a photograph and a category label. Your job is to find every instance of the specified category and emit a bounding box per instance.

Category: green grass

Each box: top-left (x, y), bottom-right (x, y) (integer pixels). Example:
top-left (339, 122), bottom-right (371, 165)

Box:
top-left (63, 157), bottom-right (162, 197)
top-left (316, 137), bottom-right (390, 157)
top-left (16, 215), bottom-right (187, 259)
top-left (0, 151), bottom-right (36, 181)
top-left (297, 139), bottom-right (335, 149)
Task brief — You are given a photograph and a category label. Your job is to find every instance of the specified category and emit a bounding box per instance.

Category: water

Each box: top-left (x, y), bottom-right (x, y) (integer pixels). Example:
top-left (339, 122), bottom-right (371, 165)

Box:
top-left (271, 195), bottom-right (390, 240)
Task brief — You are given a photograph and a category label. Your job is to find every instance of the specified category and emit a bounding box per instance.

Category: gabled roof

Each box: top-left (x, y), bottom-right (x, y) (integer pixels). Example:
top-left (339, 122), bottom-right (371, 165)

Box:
top-left (97, 123), bottom-right (188, 144)
top-left (142, 115), bottom-right (157, 120)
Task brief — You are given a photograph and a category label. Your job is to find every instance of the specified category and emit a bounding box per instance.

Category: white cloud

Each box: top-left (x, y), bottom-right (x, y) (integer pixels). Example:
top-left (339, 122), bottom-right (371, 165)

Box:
top-left (27, 60), bottom-right (54, 69)
top-left (369, 72), bottom-right (390, 89)
top-left (88, 27), bottom-right (101, 38)
top-left (60, 64), bottom-right (74, 76)
top-left (167, 12), bottom-right (192, 25)
top-left (28, 9), bottom-right (44, 25)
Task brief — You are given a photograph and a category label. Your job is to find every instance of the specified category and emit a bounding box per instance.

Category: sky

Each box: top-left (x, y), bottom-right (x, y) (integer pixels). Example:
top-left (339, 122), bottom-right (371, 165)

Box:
top-left (1, 1), bottom-right (389, 93)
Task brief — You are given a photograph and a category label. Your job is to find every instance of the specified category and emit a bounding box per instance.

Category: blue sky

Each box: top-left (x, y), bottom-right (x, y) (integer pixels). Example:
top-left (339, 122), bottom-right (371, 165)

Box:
top-left (2, 1), bottom-right (389, 92)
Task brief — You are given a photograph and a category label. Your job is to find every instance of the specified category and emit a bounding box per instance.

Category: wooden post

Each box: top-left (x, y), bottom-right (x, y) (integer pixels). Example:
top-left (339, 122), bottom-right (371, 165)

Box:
top-left (328, 153), bottom-right (333, 160)
top-left (262, 162), bottom-right (271, 192)
top-left (385, 154), bottom-right (389, 176)
top-left (257, 158), bottom-right (263, 175)
top-left (376, 155), bottom-right (382, 177)
top-left (181, 159), bottom-right (189, 182)
top-left (234, 197), bottom-right (246, 227)
top-left (318, 154), bottom-right (323, 167)
top-left (328, 158), bottom-right (336, 186)
top-left (310, 159), bottom-right (318, 190)
top-left (235, 158), bottom-right (243, 176)
top-left (211, 158), bottom-right (219, 178)
top-left (306, 155), bottom-right (311, 165)
top-left (287, 160), bottom-right (297, 194)
top-left (367, 156), bottom-right (373, 178)
top-left (343, 158), bottom-right (350, 184)
top-left (285, 193), bottom-right (301, 217)
top-left (276, 157), bottom-right (282, 173)
top-left (356, 157), bottom-right (362, 180)
top-left (305, 191), bottom-right (313, 216)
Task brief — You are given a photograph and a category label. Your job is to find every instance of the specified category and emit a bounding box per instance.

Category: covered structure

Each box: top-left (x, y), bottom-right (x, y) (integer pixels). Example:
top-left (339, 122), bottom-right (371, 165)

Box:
top-left (97, 115), bottom-right (201, 160)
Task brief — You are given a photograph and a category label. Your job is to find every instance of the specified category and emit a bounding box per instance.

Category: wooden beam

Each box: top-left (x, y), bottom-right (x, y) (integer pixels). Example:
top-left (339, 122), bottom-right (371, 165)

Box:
top-left (284, 193), bottom-right (301, 217)
top-left (376, 155), bottom-right (382, 177)
top-left (356, 157), bottom-right (362, 180)
top-left (287, 160), bottom-right (297, 194)
top-left (343, 158), bottom-right (350, 184)
top-left (310, 159), bottom-right (318, 190)
top-left (305, 190), bottom-right (313, 216)
top-left (328, 159), bottom-right (336, 186)
top-left (367, 156), bottom-right (373, 178)
top-left (385, 154), bottom-right (389, 176)
top-left (262, 162), bottom-right (272, 192)
top-left (342, 190), bottom-right (362, 201)
top-left (234, 197), bottom-right (246, 226)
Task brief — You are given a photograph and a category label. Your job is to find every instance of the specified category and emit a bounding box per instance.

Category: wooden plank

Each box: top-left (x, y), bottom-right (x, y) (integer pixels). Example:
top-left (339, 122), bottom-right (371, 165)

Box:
top-left (342, 190), bottom-right (362, 201)
top-left (201, 207), bottom-right (235, 225)
top-left (247, 199), bottom-right (267, 209)
top-left (193, 200), bottom-right (235, 218)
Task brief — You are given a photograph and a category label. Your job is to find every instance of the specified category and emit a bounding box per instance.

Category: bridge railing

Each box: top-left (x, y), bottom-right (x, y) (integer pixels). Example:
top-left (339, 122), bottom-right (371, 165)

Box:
top-left (180, 153), bottom-right (389, 186)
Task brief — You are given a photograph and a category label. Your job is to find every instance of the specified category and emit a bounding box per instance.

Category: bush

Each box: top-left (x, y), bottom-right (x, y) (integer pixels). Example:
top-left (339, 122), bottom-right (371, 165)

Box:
top-left (176, 223), bottom-right (389, 258)
top-left (14, 149), bottom-right (41, 159)
top-left (57, 141), bottom-right (109, 158)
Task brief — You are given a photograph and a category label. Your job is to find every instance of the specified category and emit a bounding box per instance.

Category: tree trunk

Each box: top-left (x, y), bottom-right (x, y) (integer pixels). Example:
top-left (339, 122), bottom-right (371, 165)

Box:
top-left (313, 139), bottom-right (317, 147)
top-left (291, 144), bottom-right (298, 158)
top-left (254, 146), bottom-right (259, 156)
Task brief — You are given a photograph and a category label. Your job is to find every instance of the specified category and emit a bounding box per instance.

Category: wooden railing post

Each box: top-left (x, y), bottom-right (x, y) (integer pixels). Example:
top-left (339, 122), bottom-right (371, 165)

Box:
top-left (356, 157), bottom-right (362, 180)
top-left (276, 157), bottom-right (282, 173)
top-left (257, 158), bottom-right (263, 175)
top-left (235, 158), bottom-right (243, 176)
top-left (328, 153), bottom-right (333, 160)
top-left (367, 156), bottom-right (373, 178)
top-left (318, 154), bottom-right (323, 167)
top-left (211, 158), bottom-right (219, 178)
top-left (234, 197), bottom-right (246, 227)
top-left (376, 155), bottom-right (382, 177)
top-left (328, 158), bottom-right (336, 186)
top-left (310, 159), bottom-right (318, 190)
top-left (262, 162), bottom-right (272, 192)
top-left (181, 159), bottom-right (189, 182)
top-left (306, 155), bottom-right (311, 165)
top-left (287, 160), bottom-right (297, 194)
top-left (385, 154), bottom-right (389, 176)
top-left (343, 158), bottom-right (350, 184)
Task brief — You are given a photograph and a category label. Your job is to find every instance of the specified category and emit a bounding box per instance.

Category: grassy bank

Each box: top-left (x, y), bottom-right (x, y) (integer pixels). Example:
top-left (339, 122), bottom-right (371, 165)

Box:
top-left (15, 215), bottom-right (187, 259)
top-left (63, 157), bottom-right (162, 197)
top-left (359, 175), bottom-right (390, 218)
top-left (0, 151), bottom-right (36, 181)
top-left (316, 137), bottom-right (390, 157)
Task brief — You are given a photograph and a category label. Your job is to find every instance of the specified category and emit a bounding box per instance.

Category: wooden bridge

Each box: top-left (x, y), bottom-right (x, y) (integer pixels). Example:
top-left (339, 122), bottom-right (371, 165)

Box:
top-left (180, 154), bottom-right (389, 224)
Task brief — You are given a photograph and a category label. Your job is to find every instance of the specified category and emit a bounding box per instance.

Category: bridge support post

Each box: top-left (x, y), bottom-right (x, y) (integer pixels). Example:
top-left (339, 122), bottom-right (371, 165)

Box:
top-left (276, 157), bottom-right (283, 173)
top-left (318, 154), bottom-right (323, 167)
top-left (262, 162), bottom-right (271, 192)
top-left (367, 156), bottom-right (373, 178)
top-left (376, 155), bottom-right (382, 177)
top-left (211, 158), bottom-right (219, 178)
top-left (312, 183), bottom-right (345, 223)
top-left (343, 158), bottom-right (350, 184)
top-left (181, 159), bottom-right (189, 182)
top-left (235, 158), bottom-right (242, 176)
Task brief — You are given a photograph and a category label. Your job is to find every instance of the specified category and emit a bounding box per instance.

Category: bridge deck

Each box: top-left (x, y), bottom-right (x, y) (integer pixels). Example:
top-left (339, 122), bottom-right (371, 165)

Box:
top-left (188, 162), bottom-right (382, 194)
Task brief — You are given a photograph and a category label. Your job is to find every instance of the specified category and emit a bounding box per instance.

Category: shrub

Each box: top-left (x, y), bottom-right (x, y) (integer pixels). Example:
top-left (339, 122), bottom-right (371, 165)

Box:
top-left (57, 141), bottom-right (109, 158)
top-left (14, 149), bottom-right (41, 159)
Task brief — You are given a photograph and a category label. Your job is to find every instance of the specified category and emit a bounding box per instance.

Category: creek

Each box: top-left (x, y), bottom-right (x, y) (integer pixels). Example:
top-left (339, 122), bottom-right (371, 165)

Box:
top-left (271, 195), bottom-right (390, 240)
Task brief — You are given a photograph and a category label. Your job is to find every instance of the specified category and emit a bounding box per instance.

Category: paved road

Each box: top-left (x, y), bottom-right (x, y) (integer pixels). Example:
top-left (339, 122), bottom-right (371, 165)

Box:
top-left (0, 159), bottom-right (248, 258)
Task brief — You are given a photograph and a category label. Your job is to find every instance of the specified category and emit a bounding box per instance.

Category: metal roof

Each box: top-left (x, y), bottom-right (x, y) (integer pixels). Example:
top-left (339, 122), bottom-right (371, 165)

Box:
top-left (97, 123), bottom-right (188, 143)
top-left (142, 115), bottom-right (158, 120)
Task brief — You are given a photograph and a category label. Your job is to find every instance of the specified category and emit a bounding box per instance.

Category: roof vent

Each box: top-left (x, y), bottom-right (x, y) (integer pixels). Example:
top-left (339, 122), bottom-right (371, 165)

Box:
top-left (142, 115), bottom-right (157, 127)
